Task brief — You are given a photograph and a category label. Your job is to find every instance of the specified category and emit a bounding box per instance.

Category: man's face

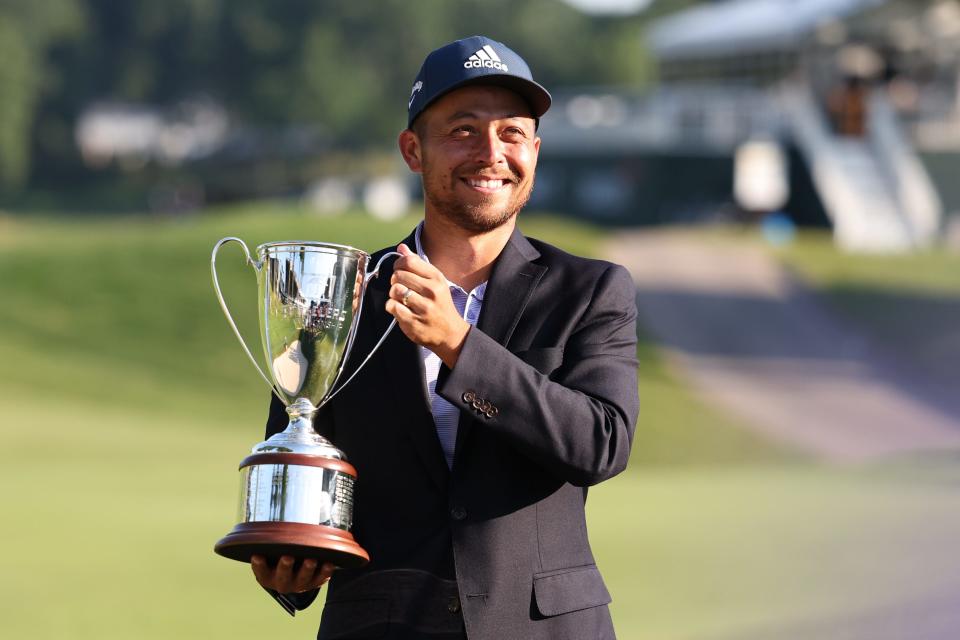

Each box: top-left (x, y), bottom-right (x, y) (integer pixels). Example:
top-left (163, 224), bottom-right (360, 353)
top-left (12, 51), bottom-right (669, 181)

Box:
top-left (403, 85), bottom-right (541, 233)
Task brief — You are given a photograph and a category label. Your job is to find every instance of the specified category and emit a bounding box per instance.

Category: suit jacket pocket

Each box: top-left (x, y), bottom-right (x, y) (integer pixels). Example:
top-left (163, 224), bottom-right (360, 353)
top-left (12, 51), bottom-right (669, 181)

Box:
top-left (318, 598), bottom-right (390, 639)
top-left (517, 346), bottom-right (564, 375)
top-left (533, 564), bottom-right (612, 617)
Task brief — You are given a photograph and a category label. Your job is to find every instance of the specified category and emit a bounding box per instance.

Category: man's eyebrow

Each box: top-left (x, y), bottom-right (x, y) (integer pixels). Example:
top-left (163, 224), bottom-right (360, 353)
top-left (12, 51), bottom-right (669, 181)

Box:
top-left (446, 111), bottom-right (478, 122)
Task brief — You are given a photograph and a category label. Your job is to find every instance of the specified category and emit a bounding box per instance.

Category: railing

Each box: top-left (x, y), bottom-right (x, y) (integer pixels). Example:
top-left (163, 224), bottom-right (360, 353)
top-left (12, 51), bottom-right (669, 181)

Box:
top-left (868, 92), bottom-right (943, 246)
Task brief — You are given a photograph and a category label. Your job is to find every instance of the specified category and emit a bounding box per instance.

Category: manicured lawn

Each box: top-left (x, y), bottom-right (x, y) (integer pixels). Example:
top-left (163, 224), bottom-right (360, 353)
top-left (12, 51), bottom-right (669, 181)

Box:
top-left (7, 396), bottom-right (959, 640)
top-left (593, 461), bottom-right (960, 639)
top-left (778, 230), bottom-right (960, 295)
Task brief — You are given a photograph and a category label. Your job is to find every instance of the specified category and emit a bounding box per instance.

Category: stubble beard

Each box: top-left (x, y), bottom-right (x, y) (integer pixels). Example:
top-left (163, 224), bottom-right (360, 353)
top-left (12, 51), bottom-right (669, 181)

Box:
top-left (423, 172), bottom-right (535, 234)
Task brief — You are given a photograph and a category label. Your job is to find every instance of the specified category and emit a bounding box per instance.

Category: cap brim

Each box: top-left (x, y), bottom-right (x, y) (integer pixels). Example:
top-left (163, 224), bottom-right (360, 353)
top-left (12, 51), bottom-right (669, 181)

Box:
top-left (410, 74), bottom-right (552, 128)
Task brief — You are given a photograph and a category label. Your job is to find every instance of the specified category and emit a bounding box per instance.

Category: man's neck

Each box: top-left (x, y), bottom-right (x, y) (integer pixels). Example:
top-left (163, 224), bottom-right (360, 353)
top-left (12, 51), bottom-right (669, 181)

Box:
top-left (420, 213), bottom-right (515, 291)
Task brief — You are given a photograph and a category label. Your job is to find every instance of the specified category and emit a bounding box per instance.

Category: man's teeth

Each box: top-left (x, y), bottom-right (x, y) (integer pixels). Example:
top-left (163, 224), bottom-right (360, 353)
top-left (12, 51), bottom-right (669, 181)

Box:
top-left (467, 178), bottom-right (505, 189)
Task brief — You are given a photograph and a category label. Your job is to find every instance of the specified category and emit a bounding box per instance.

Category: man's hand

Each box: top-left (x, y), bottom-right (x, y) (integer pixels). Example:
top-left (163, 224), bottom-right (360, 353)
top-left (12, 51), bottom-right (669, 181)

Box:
top-left (386, 243), bottom-right (470, 368)
top-left (250, 555), bottom-right (335, 594)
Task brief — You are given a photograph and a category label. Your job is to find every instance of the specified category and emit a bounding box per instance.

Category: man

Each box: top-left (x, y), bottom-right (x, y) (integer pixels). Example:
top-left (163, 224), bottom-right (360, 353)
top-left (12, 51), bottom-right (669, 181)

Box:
top-left (252, 35), bottom-right (639, 639)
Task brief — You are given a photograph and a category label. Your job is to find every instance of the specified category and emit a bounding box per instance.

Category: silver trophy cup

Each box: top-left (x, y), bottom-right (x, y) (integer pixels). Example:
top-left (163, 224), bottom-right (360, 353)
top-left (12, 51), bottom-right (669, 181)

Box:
top-left (210, 237), bottom-right (398, 568)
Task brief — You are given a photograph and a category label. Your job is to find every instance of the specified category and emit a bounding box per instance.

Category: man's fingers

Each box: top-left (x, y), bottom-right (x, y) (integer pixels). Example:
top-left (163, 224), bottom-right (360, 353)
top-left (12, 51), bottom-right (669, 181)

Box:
top-left (292, 559), bottom-right (336, 592)
top-left (250, 555), bottom-right (270, 587)
top-left (393, 248), bottom-right (435, 278)
top-left (390, 283), bottom-right (427, 311)
top-left (390, 270), bottom-right (431, 294)
top-left (389, 282), bottom-right (413, 302)
top-left (320, 562), bottom-right (336, 581)
top-left (394, 257), bottom-right (434, 279)
top-left (273, 555), bottom-right (296, 590)
top-left (294, 558), bottom-right (318, 591)
top-left (385, 298), bottom-right (417, 321)
top-left (305, 561), bottom-right (337, 591)
top-left (249, 555), bottom-right (336, 594)
top-left (250, 554), bottom-right (295, 591)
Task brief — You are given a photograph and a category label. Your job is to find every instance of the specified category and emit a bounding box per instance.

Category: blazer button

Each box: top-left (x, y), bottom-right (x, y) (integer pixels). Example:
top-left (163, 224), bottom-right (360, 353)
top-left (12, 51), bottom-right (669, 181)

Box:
top-left (462, 390), bottom-right (476, 404)
top-left (447, 596), bottom-right (461, 614)
top-left (450, 505), bottom-right (467, 521)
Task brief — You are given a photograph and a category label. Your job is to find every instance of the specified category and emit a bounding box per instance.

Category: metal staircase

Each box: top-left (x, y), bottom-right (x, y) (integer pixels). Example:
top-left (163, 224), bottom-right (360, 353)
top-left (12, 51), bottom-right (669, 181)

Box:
top-left (781, 85), bottom-right (942, 252)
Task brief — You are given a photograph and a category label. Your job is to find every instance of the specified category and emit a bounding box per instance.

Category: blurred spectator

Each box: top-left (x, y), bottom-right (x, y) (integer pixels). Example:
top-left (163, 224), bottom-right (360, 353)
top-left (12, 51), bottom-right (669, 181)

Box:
top-left (827, 76), bottom-right (869, 137)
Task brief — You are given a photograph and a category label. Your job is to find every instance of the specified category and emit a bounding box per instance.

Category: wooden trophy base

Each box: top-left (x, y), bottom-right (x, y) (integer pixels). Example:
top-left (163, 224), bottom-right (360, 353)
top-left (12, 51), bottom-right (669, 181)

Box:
top-left (215, 521), bottom-right (370, 569)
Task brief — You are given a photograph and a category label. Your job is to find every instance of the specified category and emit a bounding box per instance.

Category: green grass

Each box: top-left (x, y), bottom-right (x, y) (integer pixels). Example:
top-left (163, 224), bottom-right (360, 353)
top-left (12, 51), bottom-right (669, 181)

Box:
top-left (4, 206), bottom-right (959, 639)
top-left (9, 386), bottom-right (960, 640)
top-left (777, 229), bottom-right (960, 296)
top-left (592, 461), bottom-right (960, 639)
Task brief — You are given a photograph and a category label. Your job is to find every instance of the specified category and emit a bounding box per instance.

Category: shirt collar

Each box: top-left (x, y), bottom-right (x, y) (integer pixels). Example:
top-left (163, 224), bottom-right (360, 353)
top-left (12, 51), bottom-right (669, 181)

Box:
top-left (413, 221), bottom-right (486, 301)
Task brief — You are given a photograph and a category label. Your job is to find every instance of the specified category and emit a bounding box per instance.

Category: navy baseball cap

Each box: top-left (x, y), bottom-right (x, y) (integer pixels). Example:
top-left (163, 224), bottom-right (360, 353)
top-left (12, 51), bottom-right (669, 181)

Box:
top-left (407, 35), bottom-right (552, 129)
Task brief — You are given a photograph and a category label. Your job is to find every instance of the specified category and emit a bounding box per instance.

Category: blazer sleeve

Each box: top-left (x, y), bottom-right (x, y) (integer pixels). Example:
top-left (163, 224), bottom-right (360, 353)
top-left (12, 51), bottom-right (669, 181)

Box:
top-left (437, 263), bottom-right (639, 487)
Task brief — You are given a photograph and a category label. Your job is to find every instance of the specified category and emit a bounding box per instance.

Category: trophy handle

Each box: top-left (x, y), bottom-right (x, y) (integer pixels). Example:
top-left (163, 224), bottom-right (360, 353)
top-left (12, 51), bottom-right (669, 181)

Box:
top-left (211, 237), bottom-right (280, 399)
top-left (323, 251), bottom-right (403, 404)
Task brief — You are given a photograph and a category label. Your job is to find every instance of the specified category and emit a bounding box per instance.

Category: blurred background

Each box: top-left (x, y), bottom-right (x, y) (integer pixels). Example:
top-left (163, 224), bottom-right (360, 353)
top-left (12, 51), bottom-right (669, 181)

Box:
top-left (2, 0), bottom-right (959, 638)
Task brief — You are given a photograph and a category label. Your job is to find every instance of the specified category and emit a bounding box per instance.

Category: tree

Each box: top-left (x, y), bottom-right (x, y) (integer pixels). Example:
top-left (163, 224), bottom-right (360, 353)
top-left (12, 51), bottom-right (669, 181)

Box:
top-left (4, 0), bottom-right (659, 197)
top-left (0, 0), bottom-right (85, 191)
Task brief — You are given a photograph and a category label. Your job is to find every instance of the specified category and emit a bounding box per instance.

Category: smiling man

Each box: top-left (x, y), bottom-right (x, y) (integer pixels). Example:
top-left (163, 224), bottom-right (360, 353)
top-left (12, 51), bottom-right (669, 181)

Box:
top-left (253, 36), bottom-right (640, 639)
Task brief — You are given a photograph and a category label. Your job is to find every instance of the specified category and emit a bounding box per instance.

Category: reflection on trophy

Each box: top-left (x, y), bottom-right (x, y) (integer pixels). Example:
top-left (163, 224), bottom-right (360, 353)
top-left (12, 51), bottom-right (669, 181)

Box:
top-left (210, 237), bottom-right (398, 568)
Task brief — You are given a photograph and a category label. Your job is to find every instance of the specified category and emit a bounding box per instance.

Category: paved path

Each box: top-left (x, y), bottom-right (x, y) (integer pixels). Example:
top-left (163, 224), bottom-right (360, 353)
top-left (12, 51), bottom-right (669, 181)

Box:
top-left (606, 230), bottom-right (960, 462)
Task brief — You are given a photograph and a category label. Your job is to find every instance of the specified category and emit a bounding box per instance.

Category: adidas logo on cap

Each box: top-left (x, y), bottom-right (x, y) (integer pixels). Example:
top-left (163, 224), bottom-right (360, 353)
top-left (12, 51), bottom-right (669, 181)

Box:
top-left (464, 45), bottom-right (509, 72)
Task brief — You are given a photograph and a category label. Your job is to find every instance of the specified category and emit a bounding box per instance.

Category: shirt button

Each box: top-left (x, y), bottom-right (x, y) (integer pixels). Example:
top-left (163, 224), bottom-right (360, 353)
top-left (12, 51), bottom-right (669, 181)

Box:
top-left (447, 596), bottom-right (461, 614)
top-left (450, 506), bottom-right (467, 521)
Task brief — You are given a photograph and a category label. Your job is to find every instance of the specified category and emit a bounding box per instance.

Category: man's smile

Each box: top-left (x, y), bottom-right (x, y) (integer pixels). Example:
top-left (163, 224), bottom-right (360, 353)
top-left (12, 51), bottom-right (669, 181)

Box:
top-left (460, 176), bottom-right (515, 193)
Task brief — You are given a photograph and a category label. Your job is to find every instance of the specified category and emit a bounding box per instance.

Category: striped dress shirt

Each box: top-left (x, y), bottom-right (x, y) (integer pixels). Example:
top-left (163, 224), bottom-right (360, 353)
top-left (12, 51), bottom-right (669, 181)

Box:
top-left (414, 223), bottom-right (486, 468)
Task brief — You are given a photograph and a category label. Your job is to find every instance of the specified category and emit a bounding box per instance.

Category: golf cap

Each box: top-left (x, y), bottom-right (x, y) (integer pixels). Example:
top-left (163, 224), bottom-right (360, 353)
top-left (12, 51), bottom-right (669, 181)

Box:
top-left (406, 35), bottom-right (552, 129)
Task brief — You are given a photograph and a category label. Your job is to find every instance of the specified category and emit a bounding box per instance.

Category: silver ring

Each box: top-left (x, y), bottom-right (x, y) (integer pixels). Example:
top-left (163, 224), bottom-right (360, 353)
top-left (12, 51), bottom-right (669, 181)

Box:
top-left (402, 288), bottom-right (414, 305)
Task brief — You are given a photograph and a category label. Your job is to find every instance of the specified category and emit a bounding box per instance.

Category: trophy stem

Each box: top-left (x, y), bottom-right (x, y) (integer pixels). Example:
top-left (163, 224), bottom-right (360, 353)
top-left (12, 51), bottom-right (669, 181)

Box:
top-left (262, 397), bottom-right (343, 459)
top-left (285, 398), bottom-right (319, 432)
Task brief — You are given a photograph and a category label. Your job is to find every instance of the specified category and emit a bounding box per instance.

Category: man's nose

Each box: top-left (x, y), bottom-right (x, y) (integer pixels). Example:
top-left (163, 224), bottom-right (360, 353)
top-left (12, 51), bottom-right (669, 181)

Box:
top-left (472, 127), bottom-right (506, 165)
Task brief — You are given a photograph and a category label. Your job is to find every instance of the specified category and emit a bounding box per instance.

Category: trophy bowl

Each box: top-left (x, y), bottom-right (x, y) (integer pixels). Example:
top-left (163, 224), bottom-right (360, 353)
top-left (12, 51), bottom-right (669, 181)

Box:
top-left (210, 238), bottom-right (398, 568)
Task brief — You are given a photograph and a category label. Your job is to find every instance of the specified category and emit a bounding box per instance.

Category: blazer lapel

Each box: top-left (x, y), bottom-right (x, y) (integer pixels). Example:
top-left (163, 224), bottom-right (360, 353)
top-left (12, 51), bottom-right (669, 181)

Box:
top-left (365, 233), bottom-right (450, 491)
top-left (475, 227), bottom-right (546, 347)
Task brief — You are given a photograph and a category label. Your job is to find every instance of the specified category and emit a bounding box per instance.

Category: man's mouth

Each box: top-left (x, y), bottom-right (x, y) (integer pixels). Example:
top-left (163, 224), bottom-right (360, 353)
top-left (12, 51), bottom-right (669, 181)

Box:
top-left (462, 177), bottom-right (512, 192)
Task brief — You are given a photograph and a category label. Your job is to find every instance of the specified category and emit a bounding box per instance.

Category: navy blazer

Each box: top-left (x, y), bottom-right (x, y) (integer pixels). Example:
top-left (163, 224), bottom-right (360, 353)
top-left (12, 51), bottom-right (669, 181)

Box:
top-left (265, 227), bottom-right (639, 639)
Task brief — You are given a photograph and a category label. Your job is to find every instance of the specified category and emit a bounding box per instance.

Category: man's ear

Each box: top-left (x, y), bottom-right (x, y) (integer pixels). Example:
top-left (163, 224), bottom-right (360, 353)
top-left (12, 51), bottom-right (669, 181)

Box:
top-left (398, 129), bottom-right (423, 173)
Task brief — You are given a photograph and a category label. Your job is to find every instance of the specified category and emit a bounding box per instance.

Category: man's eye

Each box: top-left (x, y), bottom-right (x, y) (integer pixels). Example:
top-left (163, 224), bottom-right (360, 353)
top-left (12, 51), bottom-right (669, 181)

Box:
top-left (502, 127), bottom-right (526, 139)
top-left (451, 126), bottom-right (473, 136)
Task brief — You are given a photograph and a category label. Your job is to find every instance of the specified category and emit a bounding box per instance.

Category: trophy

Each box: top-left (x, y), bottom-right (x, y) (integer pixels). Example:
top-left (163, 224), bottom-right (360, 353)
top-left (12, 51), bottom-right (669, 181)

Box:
top-left (210, 237), bottom-right (399, 568)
